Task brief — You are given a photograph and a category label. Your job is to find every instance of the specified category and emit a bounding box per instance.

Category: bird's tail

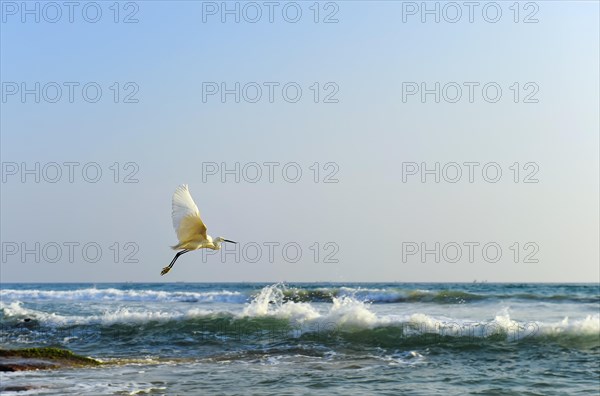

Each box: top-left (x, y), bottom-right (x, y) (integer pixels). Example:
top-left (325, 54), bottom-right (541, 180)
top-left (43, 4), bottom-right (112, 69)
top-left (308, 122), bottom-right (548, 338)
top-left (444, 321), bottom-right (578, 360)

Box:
top-left (171, 242), bottom-right (183, 250)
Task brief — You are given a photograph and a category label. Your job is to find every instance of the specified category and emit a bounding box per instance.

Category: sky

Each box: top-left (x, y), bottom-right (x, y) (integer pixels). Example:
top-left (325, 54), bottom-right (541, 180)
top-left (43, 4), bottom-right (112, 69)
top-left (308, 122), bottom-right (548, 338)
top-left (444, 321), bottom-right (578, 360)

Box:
top-left (0, 0), bottom-right (598, 282)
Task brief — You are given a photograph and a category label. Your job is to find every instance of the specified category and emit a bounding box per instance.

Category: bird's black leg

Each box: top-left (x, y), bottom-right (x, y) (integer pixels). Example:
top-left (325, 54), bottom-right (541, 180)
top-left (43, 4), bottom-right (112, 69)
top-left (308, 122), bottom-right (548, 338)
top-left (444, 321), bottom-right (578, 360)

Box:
top-left (161, 249), bottom-right (190, 276)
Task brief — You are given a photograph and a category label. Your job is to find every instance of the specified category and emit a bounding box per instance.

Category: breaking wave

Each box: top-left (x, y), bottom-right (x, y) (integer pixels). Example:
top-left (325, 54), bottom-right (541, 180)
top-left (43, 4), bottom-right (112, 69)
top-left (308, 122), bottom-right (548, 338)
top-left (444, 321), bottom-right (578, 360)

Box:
top-left (2, 284), bottom-right (598, 349)
top-left (0, 288), bottom-right (247, 303)
top-left (2, 285), bottom-right (597, 305)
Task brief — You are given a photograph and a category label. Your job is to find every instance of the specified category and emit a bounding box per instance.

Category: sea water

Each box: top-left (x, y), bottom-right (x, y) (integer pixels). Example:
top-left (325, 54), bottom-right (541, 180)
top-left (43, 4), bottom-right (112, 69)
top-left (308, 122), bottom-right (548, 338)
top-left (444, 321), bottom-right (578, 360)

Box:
top-left (1, 283), bottom-right (598, 395)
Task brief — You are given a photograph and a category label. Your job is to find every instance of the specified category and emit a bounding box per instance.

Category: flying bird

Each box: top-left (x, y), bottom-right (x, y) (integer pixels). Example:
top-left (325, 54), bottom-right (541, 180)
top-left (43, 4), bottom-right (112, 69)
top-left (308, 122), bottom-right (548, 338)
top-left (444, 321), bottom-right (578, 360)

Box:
top-left (161, 184), bottom-right (236, 275)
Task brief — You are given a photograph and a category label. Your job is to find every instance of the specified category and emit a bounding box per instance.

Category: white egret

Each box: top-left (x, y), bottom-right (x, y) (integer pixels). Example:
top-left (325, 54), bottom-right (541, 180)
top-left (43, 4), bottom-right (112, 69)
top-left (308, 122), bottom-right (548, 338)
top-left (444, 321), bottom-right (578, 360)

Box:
top-left (161, 184), bottom-right (236, 276)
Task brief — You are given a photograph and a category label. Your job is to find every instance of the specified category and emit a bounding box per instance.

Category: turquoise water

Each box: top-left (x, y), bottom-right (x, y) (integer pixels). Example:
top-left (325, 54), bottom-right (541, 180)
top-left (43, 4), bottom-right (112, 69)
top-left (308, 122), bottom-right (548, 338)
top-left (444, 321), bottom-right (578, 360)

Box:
top-left (1, 283), bottom-right (599, 395)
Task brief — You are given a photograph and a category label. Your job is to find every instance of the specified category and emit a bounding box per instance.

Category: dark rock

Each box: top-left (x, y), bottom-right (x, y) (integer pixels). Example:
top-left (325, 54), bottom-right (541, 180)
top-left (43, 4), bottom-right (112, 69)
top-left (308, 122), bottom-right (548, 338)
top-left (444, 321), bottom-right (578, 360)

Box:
top-left (0, 385), bottom-right (40, 392)
top-left (0, 347), bottom-right (101, 371)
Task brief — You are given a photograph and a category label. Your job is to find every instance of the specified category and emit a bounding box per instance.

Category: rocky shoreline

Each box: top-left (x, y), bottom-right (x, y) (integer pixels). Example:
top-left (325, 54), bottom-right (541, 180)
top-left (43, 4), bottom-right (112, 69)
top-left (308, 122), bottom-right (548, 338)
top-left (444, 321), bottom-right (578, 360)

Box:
top-left (0, 347), bottom-right (101, 372)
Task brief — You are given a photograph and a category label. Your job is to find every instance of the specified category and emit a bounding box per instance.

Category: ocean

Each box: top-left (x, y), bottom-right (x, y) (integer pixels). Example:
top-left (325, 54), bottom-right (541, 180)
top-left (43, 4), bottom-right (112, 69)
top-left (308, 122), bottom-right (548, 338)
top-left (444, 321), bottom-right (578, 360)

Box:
top-left (0, 283), bottom-right (598, 395)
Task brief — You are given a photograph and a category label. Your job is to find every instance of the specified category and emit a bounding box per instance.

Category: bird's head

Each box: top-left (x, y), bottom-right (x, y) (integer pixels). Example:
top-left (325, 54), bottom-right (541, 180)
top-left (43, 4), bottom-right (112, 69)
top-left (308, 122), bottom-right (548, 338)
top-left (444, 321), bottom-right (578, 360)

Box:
top-left (214, 237), bottom-right (237, 248)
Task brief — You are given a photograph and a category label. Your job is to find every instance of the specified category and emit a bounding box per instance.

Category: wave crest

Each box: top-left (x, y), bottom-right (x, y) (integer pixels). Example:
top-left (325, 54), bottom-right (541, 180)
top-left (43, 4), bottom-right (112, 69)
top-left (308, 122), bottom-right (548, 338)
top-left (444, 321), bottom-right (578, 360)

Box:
top-left (0, 288), bottom-right (246, 303)
top-left (2, 284), bottom-right (598, 349)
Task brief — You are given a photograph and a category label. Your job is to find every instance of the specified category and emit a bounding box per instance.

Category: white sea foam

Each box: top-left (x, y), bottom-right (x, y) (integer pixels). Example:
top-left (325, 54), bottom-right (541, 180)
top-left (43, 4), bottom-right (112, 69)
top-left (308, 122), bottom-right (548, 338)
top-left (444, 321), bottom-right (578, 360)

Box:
top-left (242, 283), bottom-right (320, 320)
top-left (1, 284), bottom-right (598, 340)
top-left (540, 314), bottom-right (600, 336)
top-left (239, 286), bottom-right (600, 339)
top-left (0, 300), bottom-right (214, 325)
top-left (337, 287), bottom-right (407, 302)
top-left (241, 283), bottom-right (379, 326)
top-left (0, 288), bottom-right (246, 303)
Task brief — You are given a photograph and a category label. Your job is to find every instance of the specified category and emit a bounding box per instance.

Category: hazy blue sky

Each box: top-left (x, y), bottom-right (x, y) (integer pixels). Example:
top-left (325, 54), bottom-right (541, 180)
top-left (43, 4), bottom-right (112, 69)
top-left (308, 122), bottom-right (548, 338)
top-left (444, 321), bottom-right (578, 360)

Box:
top-left (1, 1), bottom-right (598, 282)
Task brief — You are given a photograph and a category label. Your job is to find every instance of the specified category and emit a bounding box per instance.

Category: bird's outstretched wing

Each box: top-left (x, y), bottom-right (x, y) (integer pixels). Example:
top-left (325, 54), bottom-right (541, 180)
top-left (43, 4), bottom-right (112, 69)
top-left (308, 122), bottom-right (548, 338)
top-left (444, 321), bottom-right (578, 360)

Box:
top-left (172, 184), bottom-right (207, 243)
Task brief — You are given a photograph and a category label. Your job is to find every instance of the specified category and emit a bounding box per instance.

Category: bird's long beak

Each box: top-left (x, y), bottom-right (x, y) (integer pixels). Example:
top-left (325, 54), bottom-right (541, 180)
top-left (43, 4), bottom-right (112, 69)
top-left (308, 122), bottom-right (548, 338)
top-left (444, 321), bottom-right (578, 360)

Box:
top-left (223, 239), bottom-right (237, 244)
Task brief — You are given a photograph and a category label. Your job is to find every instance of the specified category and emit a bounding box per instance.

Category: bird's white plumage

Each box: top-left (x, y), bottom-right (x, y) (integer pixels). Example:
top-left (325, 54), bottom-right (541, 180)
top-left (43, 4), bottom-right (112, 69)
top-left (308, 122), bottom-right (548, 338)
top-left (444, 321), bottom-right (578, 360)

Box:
top-left (172, 184), bottom-right (200, 231)
top-left (162, 184), bottom-right (235, 275)
top-left (171, 184), bottom-right (208, 247)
